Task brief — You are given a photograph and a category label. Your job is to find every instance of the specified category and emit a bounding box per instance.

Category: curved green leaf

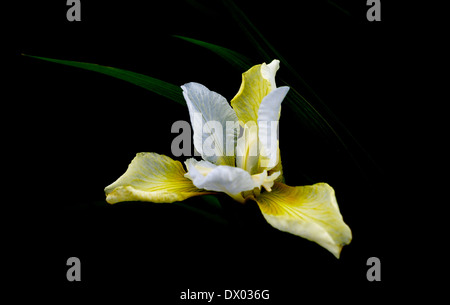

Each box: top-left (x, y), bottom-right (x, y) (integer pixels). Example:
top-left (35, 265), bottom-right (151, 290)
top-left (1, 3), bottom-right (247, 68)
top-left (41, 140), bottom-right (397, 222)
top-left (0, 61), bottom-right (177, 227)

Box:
top-left (173, 35), bottom-right (252, 70)
top-left (23, 54), bottom-right (185, 106)
top-left (174, 198), bottom-right (227, 225)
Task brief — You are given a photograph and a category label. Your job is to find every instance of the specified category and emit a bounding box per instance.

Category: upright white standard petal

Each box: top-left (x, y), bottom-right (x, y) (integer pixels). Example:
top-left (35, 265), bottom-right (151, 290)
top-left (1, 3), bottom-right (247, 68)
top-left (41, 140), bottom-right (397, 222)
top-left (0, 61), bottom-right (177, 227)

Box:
top-left (181, 82), bottom-right (239, 166)
top-left (257, 86), bottom-right (290, 170)
top-left (185, 158), bottom-right (256, 202)
top-left (261, 59), bottom-right (280, 91)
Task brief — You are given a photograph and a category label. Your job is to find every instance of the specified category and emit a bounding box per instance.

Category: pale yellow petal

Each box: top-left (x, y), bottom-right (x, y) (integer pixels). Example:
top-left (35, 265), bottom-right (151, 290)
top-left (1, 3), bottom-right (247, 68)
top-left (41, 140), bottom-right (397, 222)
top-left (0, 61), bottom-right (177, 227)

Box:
top-left (231, 63), bottom-right (271, 124)
top-left (231, 60), bottom-right (285, 174)
top-left (256, 182), bottom-right (352, 258)
top-left (104, 152), bottom-right (211, 204)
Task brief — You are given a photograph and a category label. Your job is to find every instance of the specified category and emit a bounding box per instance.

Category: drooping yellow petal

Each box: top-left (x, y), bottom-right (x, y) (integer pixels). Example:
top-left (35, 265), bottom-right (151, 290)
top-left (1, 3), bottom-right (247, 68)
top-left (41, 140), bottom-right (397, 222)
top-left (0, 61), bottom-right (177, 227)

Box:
top-left (104, 152), bottom-right (211, 204)
top-left (231, 60), bottom-right (280, 124)
top-left (256, 182), bottom-right (352, 258)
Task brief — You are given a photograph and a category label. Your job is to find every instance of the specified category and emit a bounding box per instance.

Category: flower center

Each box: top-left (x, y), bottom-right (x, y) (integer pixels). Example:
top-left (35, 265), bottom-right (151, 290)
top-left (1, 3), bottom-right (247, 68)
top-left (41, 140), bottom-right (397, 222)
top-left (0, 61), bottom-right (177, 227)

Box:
top-left (241, 187), bottom-right (261, 203)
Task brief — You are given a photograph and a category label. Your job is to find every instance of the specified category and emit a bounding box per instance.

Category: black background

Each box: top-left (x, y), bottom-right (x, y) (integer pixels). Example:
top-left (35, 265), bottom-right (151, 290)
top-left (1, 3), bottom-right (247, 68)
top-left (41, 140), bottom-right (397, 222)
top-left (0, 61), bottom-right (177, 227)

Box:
top-left (13, 0), bottom-right (428, 303)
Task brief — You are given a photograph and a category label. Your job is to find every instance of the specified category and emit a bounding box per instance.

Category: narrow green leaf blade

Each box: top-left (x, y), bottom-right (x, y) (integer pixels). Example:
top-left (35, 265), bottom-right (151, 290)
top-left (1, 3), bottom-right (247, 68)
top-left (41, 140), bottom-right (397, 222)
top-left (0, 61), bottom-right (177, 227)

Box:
top-left (173, 35), bottom-right (252, 70)
top-left (174, 200), bottom-right (227, 225)
top-left (327, 0), bottom-right (351, 16)
top-left (23, 54), bottom-right (185, 106)
top-left (200, 194), bottom-right (222, 211)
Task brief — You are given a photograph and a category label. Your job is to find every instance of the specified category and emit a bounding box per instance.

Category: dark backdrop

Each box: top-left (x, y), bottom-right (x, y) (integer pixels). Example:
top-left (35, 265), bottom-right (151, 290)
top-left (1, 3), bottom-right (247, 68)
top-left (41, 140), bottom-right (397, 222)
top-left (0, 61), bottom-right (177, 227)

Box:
top-left (14, 0), bottom-right (418, 303)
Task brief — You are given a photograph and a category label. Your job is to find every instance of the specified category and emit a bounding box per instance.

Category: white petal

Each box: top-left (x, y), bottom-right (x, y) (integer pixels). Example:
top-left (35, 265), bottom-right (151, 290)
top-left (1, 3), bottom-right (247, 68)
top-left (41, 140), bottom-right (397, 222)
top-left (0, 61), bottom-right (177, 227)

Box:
top-left (251, 170), bottom-right (281, 192)
top-left (235, 121), bottom-right (259, 174)
top-left (181, 82), bottom-right (239, 166)
top-left (261, 59), bottom-right (280, 91)
top-left (185, 158), bottom-right (255, 197)
top-left (257, 86), bottom-right (290, 170)
top-left (184, 158), bottom-right (216, 178)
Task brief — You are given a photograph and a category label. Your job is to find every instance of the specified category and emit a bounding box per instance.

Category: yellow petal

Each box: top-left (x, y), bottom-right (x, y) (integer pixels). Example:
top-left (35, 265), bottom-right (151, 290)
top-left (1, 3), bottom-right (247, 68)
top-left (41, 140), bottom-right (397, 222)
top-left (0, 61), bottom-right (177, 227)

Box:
top-left (256, 182), bottom-right (352, 258)
top-left (231, 60), bottom-right (280, 124)
top-left (104, 152), bottom-right (211, 204)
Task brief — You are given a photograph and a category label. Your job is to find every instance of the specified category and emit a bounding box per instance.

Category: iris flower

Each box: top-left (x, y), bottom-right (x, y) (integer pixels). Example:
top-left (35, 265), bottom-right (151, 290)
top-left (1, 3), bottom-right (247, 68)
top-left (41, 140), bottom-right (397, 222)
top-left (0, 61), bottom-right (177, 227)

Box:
top-left (105, 60), bottom-right (352, 258)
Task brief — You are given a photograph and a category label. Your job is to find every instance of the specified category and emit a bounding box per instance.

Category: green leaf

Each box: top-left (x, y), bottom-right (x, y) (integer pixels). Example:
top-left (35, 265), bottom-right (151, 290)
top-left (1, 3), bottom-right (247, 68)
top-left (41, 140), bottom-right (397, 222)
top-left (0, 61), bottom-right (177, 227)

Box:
top-left (174, 199), bottom-right (227, 225)
top-left (23, 54), bottom-right (185, 106)
top-left (327, 0), bottom-right (351, 16)
top-left (173, 35), bottom-right (252, 70)
top-left (200, 194), bottom-right (222, 211)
